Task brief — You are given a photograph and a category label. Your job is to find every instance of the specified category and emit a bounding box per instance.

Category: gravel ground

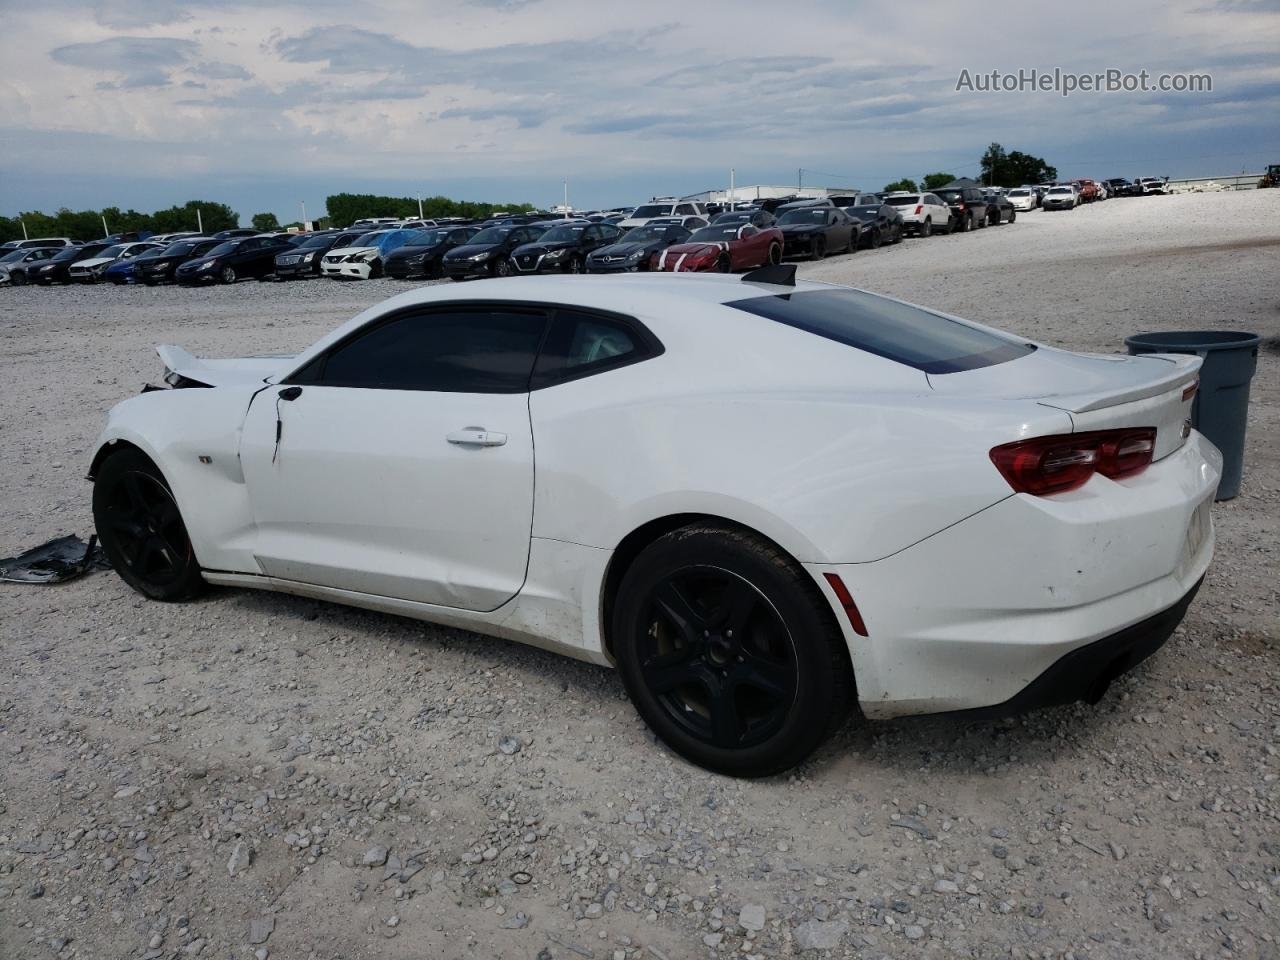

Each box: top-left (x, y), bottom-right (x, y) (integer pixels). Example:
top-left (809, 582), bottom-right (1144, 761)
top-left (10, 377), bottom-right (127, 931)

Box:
top-left (1, 190), bottom-right (1277, 960)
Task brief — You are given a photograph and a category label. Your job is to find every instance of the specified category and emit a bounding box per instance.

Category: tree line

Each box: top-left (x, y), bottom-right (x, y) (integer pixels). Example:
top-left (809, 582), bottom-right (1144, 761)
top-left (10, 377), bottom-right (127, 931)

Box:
top-left (880, 144), bottom-right (1058, 194)
top-left (1, 193), bottom-right (540, 243)
top-left (0, 201), bottom-right (240, 243)
top-left (323, 193), bottom-right (537, 228)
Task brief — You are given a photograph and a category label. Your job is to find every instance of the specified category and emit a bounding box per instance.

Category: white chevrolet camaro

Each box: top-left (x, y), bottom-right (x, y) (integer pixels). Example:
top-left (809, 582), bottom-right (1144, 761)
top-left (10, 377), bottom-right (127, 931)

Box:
top-left (89, 268), bottom-right (1220, 776)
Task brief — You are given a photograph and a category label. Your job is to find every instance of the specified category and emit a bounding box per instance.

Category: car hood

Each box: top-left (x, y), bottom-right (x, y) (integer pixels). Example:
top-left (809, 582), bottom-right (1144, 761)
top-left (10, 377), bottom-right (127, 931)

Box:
top-left (512, 240), bottom-right (577, 257)
top-left (386, 243), bottom-right (445, 259)
top-left (662, 241), bottom-right (726, 256)
top-left (445, 243), bottom-right (503, 258)
top-left (589, 240), bottom-right (662, 259)
top-left (325, 245), bottom-right (378, 258)
top-left (75, 257), bottom-right (117, 269)
top-left (157, 345), bottom-right (295, 389)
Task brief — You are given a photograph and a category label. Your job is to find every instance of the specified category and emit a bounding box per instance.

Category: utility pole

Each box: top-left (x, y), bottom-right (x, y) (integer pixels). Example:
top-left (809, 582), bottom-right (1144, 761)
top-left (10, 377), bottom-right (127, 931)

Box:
top-left (196, 207), bottom-right (203, 235)
top-left (416, 194), bottom-right (423, 219)
top-left (19, 218), bottom-right (28, 240)
top-left (101, 215), bottom-right (109, 238)
top-left (300, 201), bottom-right (308, 229)
top-left (730, 168), bottom-right (735, 207)
top-left (563, 179), bottom-right (569, 217)
top-left (798, 168), bottom-right (803, 193)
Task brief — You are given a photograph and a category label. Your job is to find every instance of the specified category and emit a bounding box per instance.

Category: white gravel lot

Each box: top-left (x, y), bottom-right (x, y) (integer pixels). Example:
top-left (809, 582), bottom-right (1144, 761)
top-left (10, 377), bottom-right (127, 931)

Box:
top-left (1, 190), bottom-right (1277, 960)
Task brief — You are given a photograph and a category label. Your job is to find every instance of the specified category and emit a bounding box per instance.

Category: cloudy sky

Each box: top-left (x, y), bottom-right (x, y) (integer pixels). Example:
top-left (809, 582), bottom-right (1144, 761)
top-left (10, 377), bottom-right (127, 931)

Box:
top-left (1, 0), bottom-right (1277, 221)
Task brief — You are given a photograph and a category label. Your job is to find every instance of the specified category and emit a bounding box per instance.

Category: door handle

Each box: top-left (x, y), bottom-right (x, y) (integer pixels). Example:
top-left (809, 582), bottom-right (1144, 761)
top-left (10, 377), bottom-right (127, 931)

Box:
top-left (447, 428), bottom-right (507, 447)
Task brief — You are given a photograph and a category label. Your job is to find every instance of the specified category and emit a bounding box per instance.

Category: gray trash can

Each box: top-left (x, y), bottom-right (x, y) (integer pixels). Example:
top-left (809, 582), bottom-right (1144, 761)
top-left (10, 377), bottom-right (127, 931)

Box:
top-left (1124, 330), bottom-right (1260, 500)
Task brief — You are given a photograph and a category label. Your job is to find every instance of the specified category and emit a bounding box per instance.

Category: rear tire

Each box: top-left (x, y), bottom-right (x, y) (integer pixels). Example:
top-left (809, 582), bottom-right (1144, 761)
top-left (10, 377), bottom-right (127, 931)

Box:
top-left (92, 448), bottom-right (205, 602)
top-left (957, 214), bottom-right (970, 233)
top-left (1009, 210), bottom-right (1017, 222)
top-left (920, 218), bottom-right (933, 238)
top-left (612, 525), bottom-right (853, 777)
top-left (10, 271), bottom-right (27, 286)
top-left (812, 238), bottom-right (826, 261)
top-left (767, 243), bottom-right (782, 265)
top-left (867, 229), bottom-right (881, 249)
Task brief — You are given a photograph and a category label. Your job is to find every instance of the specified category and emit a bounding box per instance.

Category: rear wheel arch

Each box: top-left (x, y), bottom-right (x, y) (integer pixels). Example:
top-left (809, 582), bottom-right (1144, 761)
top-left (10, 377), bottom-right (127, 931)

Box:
top-left (599, 513), bottom-right (850, 670)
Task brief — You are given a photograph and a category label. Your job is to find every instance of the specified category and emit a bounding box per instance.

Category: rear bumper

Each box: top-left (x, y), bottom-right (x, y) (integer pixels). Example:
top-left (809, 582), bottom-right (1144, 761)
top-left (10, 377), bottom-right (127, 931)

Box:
top-left (809, 431), bottom-right (1221, 718)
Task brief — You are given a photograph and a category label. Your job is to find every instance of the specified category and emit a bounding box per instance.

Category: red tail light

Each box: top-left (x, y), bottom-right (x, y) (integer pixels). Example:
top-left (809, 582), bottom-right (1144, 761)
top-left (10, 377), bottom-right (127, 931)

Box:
top-left (913, 204), bottom-right (923, 215)
top-left (990, 428), bottom-right (1157, 496)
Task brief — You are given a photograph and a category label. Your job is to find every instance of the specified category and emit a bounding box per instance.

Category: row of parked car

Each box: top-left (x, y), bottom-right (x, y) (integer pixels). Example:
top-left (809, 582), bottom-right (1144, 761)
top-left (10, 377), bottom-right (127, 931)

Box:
top-left (1, 176), bottom-right (1158, 287)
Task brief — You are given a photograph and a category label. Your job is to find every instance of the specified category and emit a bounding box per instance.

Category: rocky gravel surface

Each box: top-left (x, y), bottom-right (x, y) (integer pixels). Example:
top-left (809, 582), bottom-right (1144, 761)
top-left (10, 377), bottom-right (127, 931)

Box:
top-left (1, 190), bottom-right (1277, 959)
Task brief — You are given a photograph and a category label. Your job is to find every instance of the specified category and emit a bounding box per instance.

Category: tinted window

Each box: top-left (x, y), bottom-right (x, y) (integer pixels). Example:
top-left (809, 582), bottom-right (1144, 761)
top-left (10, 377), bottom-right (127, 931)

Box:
top-left (308, 309), bottom-right (548, 392)
top-left (533, 310), bottom-right (658, 387)
top-left (883, 195), bottom-right (920, 206)
top-left (729, 288), bottom-right (1035, 374)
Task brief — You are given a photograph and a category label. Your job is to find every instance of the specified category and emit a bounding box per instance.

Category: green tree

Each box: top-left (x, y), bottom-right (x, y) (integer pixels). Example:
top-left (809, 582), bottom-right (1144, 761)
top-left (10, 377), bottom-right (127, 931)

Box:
top-left (251, 212), bottom-right (281, 232)
top-left (979, 143), bottom-right (1057, 187)
top-left (324, 192), bottom-right (537, 228)
top-left (883, 178), bottom-right (919, 193)
top-left (921, 172), bottom-right (955, 190)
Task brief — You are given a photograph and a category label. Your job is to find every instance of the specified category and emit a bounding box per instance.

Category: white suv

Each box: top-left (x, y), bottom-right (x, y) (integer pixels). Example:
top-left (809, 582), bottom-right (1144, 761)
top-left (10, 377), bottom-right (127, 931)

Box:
top-left (881, 193), bottom-right (952, 236)
top-left (618, 200), bottom-right (707, 230)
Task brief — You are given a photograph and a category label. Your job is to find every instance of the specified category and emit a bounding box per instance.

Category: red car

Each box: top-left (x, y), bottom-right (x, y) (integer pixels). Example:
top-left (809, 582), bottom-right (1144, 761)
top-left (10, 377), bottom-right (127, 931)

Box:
top-left (653, 223), bottom-right (783, 273)
top-left (1072, 179), bottom-right (1099, 203)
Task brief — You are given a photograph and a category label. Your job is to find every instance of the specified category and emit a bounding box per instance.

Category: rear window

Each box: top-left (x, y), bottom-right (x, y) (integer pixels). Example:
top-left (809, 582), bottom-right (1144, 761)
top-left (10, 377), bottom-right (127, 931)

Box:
top-left (729, 288), bottom-right (1035, 374)
top-left (883, 195), bottom-right (920, 205)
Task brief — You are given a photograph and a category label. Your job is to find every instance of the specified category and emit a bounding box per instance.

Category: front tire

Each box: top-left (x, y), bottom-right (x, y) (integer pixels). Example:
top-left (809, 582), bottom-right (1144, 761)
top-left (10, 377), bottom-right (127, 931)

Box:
top-left (220, 266), bottom-right (237, 284)
top-left (92, 448), bottom-right (205, 602)
top-left (867, 228), bottom-right (881, 249)
top-left (493, 258), bottom-right (513, 278)
top-left (612, 525), bottom-right (853, 777)
top-left (812, 238), bottom-right (826, 261)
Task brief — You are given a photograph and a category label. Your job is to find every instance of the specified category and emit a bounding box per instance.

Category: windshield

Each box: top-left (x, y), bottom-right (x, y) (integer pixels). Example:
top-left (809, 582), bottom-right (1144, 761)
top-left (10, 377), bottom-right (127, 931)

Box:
top-left (688, 226), bottom-right (741, 243)
top-left (730, 288), bottom-right (1035, 374)
top-left (351, 231), bottom-right (386, 247)
top-left (846, 206), bottom-right (878, 221)
top-left (777, 209), bottom-right (830, 225)
top-left (621, 226), bottom-right (667, 243)
top-left (1048, 187), bottom-right (1073, 195)
top-left (629, 205), bottom-right (673, 219)
top-left (52, 246), bottom-right (91, 261)
top-left (297, 234), bottom-right (339, 249)
top-left (1007, 189), bottom-right (1030, 196)
top-left (206, 241), bottom-right (240, 257)
top-left (469, 227), bottom-right (513, 245)
top-left (538, 225), bottom-right (586, 243)
top-left (95, 244), bottom-right (129, 259)
top-left (883, 196), bottom-right (920, 206)
top-left (403, 229), bottom-right (447, 246)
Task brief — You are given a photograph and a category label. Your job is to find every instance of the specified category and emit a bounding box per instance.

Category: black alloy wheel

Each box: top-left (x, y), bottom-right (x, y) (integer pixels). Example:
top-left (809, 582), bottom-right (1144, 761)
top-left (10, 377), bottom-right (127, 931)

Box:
top-left (493, 258), bottom-right (513, 278)
top-left (92, 448), bottom-right (205, 601)
top-left (220, 266), bottom-right (237, 283)
top-left (613, 525), bottom-right (853, 777)
top-left (768, 243), bottom-right (782, 265)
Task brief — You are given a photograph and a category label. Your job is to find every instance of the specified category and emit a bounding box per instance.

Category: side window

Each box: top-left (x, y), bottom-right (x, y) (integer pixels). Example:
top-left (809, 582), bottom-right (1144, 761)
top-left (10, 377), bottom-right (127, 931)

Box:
top-left (583, 226), bottom-right (601, 241)
top-left (532, 310), bottom-right (662, 388)
top-left (298, 308), bottom-right (548, 393)
top-left (741, 225), bottom-right (757, 238)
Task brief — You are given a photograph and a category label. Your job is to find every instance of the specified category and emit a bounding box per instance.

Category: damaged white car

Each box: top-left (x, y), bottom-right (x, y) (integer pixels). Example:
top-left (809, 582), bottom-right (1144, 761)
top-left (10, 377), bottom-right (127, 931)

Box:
top-left (88, 270), bottom-right (1219, 776)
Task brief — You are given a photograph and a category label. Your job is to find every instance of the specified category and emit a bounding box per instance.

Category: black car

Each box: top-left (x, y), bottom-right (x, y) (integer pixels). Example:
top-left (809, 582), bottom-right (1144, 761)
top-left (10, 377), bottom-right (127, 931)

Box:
top-left (710, 208), bottom-right (777, 228)
top-left (0, 247), bottom-right (59, 285)
top-left (31, 242), bottom-right (114, 284)
top-left (844, 204), bottom-right (906, 248)
top-left (983, 193), bottom-right (1016, 225)
top-left (174, 235), bottom-right (293, 284)
top-left (510, 222), bottom-right (624, 275)
top-left (932, 185), bottom-right (989, 232)
top-left (1105, 177), bottom-right (1138, 197)
top-left (585, 223), bottom-right (692, 273)
top-left (441, 225), bottom-right (544, 280)
top-left (274, 231), bottom-right (366, 279)
top-left (133, 238), bottom-right (224, 285)
top-left (384, 227), bottom-right (481, 280)
top-left (775, 206), bottom-right (857, 259)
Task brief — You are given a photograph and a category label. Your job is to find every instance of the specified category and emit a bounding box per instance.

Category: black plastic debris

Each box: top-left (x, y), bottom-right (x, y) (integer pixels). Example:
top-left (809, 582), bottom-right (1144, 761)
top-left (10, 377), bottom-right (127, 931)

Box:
top-left (0, 534), bottom-right (107, 584)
